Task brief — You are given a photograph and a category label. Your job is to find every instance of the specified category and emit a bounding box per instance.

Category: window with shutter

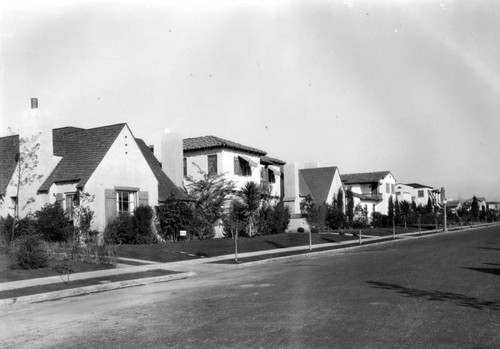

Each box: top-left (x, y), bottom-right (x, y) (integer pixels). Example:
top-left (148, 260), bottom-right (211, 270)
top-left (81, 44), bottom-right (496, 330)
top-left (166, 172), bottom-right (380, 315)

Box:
top-left (234, 156), bottom-right (241, 175)
top-left (105, 189), bottom-right (117, 223)
top-left (208, 155), bottom-right (217, 175)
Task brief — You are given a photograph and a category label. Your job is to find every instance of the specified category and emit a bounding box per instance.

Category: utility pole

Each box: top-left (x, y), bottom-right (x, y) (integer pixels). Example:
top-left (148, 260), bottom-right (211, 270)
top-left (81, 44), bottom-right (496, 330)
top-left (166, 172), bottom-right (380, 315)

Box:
top-left (442, 187), bottom-right (447, 232)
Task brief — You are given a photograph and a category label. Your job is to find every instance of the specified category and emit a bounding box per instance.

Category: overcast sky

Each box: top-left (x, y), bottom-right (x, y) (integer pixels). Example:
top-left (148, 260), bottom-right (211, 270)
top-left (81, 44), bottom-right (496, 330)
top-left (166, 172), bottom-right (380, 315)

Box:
top-left (1, 0), bottom-right (499, 200)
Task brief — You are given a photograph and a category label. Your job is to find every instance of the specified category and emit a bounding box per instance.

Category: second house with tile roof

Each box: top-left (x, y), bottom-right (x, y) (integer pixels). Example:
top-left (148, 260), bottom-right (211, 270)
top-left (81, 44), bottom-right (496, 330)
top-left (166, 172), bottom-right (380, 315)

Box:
top-left (182, 136), bottom-right (286, 200)
top-left (340, 171), bottom-right (396, 219)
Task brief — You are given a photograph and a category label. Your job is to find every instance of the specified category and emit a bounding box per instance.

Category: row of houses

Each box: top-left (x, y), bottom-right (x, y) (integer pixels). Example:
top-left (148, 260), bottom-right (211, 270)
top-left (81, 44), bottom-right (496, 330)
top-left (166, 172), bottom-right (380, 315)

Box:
top-left (1, 99), bottom-right (493, 236)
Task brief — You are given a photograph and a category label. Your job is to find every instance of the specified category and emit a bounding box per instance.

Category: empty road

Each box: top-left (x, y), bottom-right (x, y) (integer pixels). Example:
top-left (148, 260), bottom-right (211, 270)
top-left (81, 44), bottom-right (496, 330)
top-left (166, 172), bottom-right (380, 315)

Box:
top-left (2, 226), bottom-right (500, 348)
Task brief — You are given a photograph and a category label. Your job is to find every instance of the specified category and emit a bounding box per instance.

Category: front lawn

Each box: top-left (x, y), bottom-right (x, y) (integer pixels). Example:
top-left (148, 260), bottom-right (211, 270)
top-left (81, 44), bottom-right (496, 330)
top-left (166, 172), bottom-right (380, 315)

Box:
top-left (0, 254), bottom-right (114, 283)
top-left (117, 233), bottom-right (358, 263)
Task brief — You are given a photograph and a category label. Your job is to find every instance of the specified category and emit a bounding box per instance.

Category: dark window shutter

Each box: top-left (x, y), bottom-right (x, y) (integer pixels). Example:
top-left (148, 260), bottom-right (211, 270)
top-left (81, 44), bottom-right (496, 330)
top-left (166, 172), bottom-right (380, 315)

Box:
top-left (138, 191), bottom-right (149, 206)
top-left (234, 156), bottom-right (241, 175)
top-left (105, 189), bottom-right (117, 223)
top-left (56, 193), bottom-right (64, 207)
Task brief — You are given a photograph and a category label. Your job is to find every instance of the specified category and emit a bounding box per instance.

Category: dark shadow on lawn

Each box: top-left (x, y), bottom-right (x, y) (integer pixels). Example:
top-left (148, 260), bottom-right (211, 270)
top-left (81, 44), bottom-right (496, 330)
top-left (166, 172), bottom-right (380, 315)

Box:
top-left (463, 267), bottom-right (500, 277)
top-left (477, 247), bottom-right (500, 251)
top-left (367, 281), bottom-right (500, 311)
top-left (264, 241), bottom-right (285, 249)
top-left (320, 237), bottom-right (337, 243)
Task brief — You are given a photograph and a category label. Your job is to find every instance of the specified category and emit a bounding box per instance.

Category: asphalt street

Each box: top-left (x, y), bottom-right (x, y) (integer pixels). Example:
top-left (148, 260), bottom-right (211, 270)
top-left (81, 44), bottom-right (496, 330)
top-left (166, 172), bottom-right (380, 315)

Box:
top-left (2, 226), bottom-right (499, 348)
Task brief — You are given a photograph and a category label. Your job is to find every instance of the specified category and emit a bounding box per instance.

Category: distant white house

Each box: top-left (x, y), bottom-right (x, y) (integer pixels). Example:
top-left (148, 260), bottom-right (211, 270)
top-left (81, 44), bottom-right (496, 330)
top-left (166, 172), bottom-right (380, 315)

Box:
top-left (340, 171), bottom-right (396, 219)
top-left (395, 183), bottom-right (441, 208)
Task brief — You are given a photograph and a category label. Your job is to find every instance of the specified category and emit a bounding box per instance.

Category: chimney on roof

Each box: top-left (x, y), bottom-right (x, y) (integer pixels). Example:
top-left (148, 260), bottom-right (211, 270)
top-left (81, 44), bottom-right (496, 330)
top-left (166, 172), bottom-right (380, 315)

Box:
top-left (304, 161), bottom-right (320, 169)
top-left (31, 98), bottom-right (38, 109)
top-left (161, 129), bottom-right (183, 188)
top-left (283, 161), bottom-right (301, 214)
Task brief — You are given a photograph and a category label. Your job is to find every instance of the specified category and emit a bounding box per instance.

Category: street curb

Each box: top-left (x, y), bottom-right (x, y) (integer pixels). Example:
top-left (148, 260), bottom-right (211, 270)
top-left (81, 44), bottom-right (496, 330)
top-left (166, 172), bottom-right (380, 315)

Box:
top-left (0, 271), bottom-right (197, 307)
top-left (229, 222), bottom-right (500, 269)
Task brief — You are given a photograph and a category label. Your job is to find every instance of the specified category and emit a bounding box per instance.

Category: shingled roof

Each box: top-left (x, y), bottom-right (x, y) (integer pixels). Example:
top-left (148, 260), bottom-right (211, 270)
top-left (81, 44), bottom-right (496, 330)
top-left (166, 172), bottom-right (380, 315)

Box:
top-left (0, 135), bottom-right (19, 195)
top-left (299, 166), bottom-right (339, 204)
top-left (183, 136), bottom-right (267, 156)
top-left (341, 171), bottom-right (392, 184)
top-left (135, 138), bottom-right (191, 202)
top-left (38, 124), bottom-right (126, 192)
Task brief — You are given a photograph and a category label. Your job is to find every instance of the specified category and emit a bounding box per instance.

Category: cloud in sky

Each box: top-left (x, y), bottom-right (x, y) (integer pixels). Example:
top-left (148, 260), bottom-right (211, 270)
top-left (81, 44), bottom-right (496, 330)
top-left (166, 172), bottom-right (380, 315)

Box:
top-left (1, 0), bottom-right (499, 200)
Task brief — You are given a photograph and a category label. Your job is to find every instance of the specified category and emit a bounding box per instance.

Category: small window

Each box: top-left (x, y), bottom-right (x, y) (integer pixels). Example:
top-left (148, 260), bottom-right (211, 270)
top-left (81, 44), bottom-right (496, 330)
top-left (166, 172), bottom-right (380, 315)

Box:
top-left (386, 183), bottom-right (390, 193)
top-left (260, 167), bottom-right (266, 181)
top-left (117, 191), bottom-right (136, 215)
top-left (418, 190), bottom-right (424, 198)
top-left (391, 184), bottom-right (395, 194)
top-left (65, 193), bottom-right (80, 221)
top-left (208, 155), bottom-right (217, 175)
top-left (183, 158), bottom-right (187, 176)
top-left (234, 156), bottom-right (252, 177)
top-left (268, 169), bottom-right (276, 183)
top-left (396, 192), bottom-right (400, 196)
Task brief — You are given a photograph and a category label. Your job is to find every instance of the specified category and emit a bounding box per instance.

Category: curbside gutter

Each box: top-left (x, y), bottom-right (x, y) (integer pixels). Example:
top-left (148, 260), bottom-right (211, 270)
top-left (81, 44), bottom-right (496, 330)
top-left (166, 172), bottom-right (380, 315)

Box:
top-left (0, 272), bottom-right (197, 307)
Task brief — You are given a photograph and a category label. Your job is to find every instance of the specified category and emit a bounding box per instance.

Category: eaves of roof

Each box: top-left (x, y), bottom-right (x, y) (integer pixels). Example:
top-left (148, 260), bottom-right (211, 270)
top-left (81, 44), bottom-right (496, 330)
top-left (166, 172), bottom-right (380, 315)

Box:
top-left (183, 135), bottom-right (267, 156)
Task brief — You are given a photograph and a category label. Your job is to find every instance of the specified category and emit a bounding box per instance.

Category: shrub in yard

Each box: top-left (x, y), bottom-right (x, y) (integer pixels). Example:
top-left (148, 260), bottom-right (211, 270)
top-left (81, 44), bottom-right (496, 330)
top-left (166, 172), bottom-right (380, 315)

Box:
top-left (371, 212), bottom-right (389, 228)
top-left (14, 234), bottom-right (49, 269)
top-left (35, 202), bottom-right (71, 242)
top-left (156, 196), bottom-right (194, 241)
top-left (1, 215), bottom-right (37, 242)
top-left (104, 206), bottom-right (155, 244)
top-left (255, 203), bottom-right (291, 236)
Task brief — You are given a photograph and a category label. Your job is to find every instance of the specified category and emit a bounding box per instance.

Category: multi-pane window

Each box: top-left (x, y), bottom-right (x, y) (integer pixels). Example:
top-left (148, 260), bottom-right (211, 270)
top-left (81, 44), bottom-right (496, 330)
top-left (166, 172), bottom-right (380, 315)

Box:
top-left (386, 183), bottom-right (390, 193)
top-left (418, 190), bottom-right (424, 198)
top-left (65, 193), bottom-right (80, 221)
top-left (207, 155), bottom-right (217, 175)
top-left (117, 191), bottom-right (136, 215)
top-left (391, 184), bottom-right (395, 194)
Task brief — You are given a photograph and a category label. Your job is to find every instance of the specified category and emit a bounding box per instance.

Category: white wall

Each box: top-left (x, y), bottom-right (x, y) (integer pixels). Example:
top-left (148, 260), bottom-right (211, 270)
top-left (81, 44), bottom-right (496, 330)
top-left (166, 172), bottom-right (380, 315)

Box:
top-left (81, 126), bottom-right (158, 231)
top-left (184, 148), bottom-right (263, 191)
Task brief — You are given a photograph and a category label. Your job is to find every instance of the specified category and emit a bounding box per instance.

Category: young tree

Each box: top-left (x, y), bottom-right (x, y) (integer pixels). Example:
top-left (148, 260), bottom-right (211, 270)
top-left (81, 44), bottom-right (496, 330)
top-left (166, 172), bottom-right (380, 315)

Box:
top-left (394, 197), bottom-right (401, 225)
top-left (9, 131), bottom-right (44, 242)
top-left (346, 189), bottom-right (354, 225)
top-left (400, 201), bottom-right (411, 229)
top-left (185, 171), bottom-right (235, 239)
top-left (471, 196), bottom-right (479, 221)
top-left (232, 181), bottom-right (261, 237)
top-left (388, 195), bottom-right (394, 224)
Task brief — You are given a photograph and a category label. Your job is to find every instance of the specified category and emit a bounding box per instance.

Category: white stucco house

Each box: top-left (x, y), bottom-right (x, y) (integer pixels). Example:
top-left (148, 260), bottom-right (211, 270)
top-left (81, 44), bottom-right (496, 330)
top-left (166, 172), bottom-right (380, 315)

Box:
top-left (0, 99), bottom-right (189, 232)
top-left (340, 171), bottom-right (396, 218)
top-left (182, 135), bottom-right (285, 201)
top-left (395, 183), bottom-right (441, 208)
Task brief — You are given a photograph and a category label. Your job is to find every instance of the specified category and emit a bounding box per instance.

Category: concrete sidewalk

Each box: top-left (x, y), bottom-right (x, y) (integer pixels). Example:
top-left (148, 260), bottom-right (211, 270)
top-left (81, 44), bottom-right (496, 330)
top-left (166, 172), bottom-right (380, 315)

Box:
top-left (1, 222), bottom-right (498, 306)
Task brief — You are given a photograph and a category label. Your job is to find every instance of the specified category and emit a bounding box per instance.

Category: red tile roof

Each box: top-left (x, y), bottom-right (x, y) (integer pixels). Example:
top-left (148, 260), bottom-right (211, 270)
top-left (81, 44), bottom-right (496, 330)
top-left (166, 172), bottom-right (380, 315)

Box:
top-left (0, 135), bottom-right (19, 195)
top-left (183, 135), bottom-right (266, 156)
top-left (261, 156), bottom-right (286, 166)
top-left (341, 171), bottom-right (392, 184)
top-left (135, 138), bottom-right (191, 202)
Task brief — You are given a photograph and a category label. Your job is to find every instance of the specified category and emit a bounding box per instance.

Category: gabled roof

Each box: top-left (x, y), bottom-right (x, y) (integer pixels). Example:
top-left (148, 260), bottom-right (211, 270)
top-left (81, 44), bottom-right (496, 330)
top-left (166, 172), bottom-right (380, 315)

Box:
top-left (135, 138), bottom-right (191, 202)
top-left (341, 171), bottom-right (392, 184)
top-left (183, 135), bottom-right (267, 156)
top-left (0, 135), bottom-right (19, 195)
top-left (39, 124), bottom-right (126, 192)
top-left (299, 166), bottom-right (339, 204)
top-left (53, 127), bottom-right (84, 156)
top-left (403, 183), bottom-right (433, 189)
top-left (260, 155), bottom-right (286, 166)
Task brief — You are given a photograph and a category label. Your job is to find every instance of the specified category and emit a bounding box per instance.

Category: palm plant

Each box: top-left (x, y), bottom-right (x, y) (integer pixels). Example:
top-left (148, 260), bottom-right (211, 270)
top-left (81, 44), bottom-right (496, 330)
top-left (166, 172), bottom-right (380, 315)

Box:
top-left (233, 181), bottom-right (261, 237)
